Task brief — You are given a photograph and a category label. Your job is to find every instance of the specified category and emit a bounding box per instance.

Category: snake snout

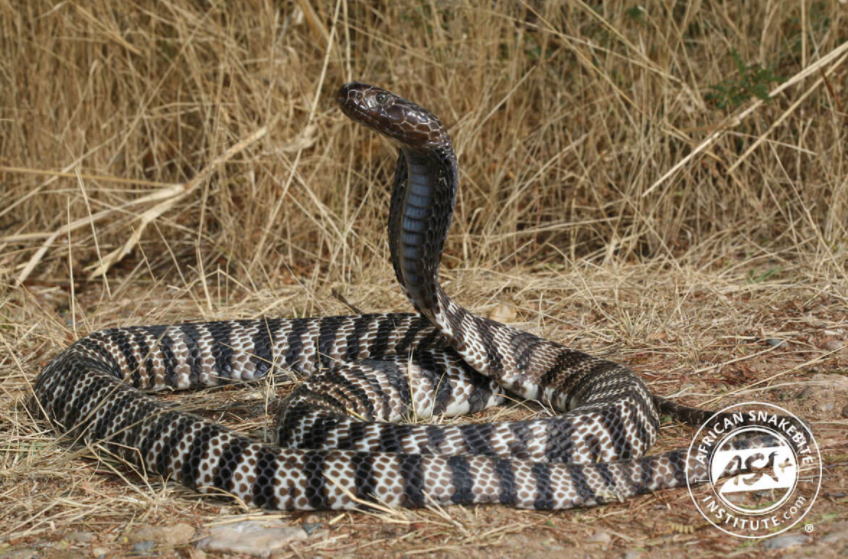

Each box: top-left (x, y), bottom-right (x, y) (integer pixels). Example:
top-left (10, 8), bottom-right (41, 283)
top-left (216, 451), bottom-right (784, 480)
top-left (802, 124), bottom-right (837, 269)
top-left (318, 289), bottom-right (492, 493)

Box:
top-left (337, 82), bottom-right (355, 106)
top-left (338, 82), bottom-right (370, 108)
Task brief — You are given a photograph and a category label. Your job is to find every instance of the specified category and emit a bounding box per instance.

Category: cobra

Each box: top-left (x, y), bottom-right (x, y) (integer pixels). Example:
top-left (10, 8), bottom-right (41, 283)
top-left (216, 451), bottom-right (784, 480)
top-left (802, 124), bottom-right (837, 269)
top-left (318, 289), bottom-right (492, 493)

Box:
top-left (35, 82), bottom-right (756, 510)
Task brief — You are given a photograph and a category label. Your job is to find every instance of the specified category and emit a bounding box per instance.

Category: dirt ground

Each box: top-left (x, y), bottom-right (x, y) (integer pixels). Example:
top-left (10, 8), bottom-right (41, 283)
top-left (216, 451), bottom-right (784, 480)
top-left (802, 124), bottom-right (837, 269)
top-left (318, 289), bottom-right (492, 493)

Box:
top-left (2, 263), bottom-right (846, 558)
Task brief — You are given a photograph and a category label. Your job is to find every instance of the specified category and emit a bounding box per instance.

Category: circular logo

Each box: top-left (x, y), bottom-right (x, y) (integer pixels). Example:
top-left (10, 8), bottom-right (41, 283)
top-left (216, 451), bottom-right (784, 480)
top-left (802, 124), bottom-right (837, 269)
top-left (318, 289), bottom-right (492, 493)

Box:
top-left (686, 402), bottom-right (821, 539)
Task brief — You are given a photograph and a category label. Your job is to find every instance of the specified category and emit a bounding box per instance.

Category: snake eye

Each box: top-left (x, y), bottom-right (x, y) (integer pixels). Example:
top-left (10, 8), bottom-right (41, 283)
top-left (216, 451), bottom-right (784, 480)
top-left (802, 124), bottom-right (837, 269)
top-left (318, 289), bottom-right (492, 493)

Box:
top-left (375, 93), bottom-right (388, 104)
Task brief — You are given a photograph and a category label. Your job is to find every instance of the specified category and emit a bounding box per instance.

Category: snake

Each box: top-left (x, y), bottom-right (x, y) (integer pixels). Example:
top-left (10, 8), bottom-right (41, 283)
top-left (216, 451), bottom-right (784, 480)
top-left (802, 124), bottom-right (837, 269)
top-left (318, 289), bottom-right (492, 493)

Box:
top-left (34, 82), bottom-right (766, 511)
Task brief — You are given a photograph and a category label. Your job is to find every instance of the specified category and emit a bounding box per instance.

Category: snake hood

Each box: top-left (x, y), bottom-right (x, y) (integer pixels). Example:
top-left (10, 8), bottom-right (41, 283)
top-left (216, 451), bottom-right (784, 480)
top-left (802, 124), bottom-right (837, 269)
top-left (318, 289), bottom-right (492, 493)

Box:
top-left (339, 82), bottom-right (459, 323)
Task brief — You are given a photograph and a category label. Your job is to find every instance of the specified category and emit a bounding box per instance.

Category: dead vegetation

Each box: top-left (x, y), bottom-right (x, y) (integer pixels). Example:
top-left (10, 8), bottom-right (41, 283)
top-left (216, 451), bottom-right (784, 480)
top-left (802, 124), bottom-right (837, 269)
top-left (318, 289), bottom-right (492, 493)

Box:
top-left (1, 1), bottom-right (847, 557)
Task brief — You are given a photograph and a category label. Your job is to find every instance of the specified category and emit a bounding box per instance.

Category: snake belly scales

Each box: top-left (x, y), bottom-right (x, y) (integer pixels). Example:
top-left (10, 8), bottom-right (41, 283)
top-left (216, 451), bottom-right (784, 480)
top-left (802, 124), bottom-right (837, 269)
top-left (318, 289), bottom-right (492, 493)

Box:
top-left (35, 82), bottom-right (744, 511)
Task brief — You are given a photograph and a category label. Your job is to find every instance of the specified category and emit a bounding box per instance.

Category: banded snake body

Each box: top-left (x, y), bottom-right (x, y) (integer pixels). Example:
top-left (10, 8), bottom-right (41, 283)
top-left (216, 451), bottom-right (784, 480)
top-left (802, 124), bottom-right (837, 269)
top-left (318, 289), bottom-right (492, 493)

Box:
top-left (35, 82), bottom-right (771, 510)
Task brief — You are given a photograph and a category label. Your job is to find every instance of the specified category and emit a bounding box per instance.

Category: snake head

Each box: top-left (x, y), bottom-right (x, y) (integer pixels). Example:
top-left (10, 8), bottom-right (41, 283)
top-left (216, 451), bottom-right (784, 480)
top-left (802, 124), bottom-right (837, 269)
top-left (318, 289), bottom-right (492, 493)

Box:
top-left (338, 82), bottom-right (450, 151)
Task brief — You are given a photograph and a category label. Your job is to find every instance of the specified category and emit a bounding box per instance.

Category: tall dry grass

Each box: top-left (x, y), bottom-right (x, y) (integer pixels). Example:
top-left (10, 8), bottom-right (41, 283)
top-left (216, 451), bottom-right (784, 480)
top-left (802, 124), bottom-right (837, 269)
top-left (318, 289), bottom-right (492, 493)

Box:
top-left (1, 0), bottom-right (846, 293)
top-left (2, 3), bottom-right (848, 550)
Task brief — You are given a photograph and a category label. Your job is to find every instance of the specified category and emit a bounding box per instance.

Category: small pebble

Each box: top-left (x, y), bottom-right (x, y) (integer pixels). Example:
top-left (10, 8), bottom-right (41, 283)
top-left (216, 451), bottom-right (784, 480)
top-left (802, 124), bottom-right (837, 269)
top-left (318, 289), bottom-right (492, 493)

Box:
top-left (65, 532), bottom-right (94, 543)
top-left (127, 524), bottom-right (195, 546)
top-left (586, 530), bottom-right (612, 545)
top-left (91, 546), bottom-right (110, 558)
top-left (823, 339), bottom-right (845, 352)
top-left (822, 523), bottom-right (848, 543)
top-left (132, 540), bottom-right (155, 553)
top-left (766, 338), bottom-right (788, 348)
top-left (302, 522), bottom-right (323, 536)
top-left (196, 519), bottom-right (307, 556)
top-left (762, 534), bottom-right (810, 550)
top-left (487, 302), bottom-right (517, 323)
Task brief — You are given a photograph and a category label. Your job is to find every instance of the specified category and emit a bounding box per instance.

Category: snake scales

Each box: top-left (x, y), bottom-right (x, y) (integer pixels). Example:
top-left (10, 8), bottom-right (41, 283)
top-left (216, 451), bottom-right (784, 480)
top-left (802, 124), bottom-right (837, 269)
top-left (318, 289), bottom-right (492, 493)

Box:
top-left (35, 83), bottom-right (758, 511)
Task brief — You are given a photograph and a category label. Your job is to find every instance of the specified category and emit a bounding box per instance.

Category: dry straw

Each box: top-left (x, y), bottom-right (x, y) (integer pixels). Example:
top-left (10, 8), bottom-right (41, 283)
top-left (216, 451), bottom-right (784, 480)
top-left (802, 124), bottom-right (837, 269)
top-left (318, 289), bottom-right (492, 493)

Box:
top-left (1, 1), bottom-right (846, 555)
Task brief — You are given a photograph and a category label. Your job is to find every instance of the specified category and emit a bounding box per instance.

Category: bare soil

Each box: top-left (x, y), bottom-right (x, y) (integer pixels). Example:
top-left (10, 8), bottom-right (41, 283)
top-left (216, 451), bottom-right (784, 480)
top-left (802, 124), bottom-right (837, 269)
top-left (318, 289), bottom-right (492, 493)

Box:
top-left (2, 265), bottom-right (846, 558)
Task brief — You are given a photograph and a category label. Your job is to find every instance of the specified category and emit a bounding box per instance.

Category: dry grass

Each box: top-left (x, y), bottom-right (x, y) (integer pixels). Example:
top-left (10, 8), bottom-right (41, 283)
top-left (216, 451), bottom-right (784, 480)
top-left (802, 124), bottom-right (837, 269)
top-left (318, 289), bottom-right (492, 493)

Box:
top-left (1, 1), bottom-right (847, 558)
